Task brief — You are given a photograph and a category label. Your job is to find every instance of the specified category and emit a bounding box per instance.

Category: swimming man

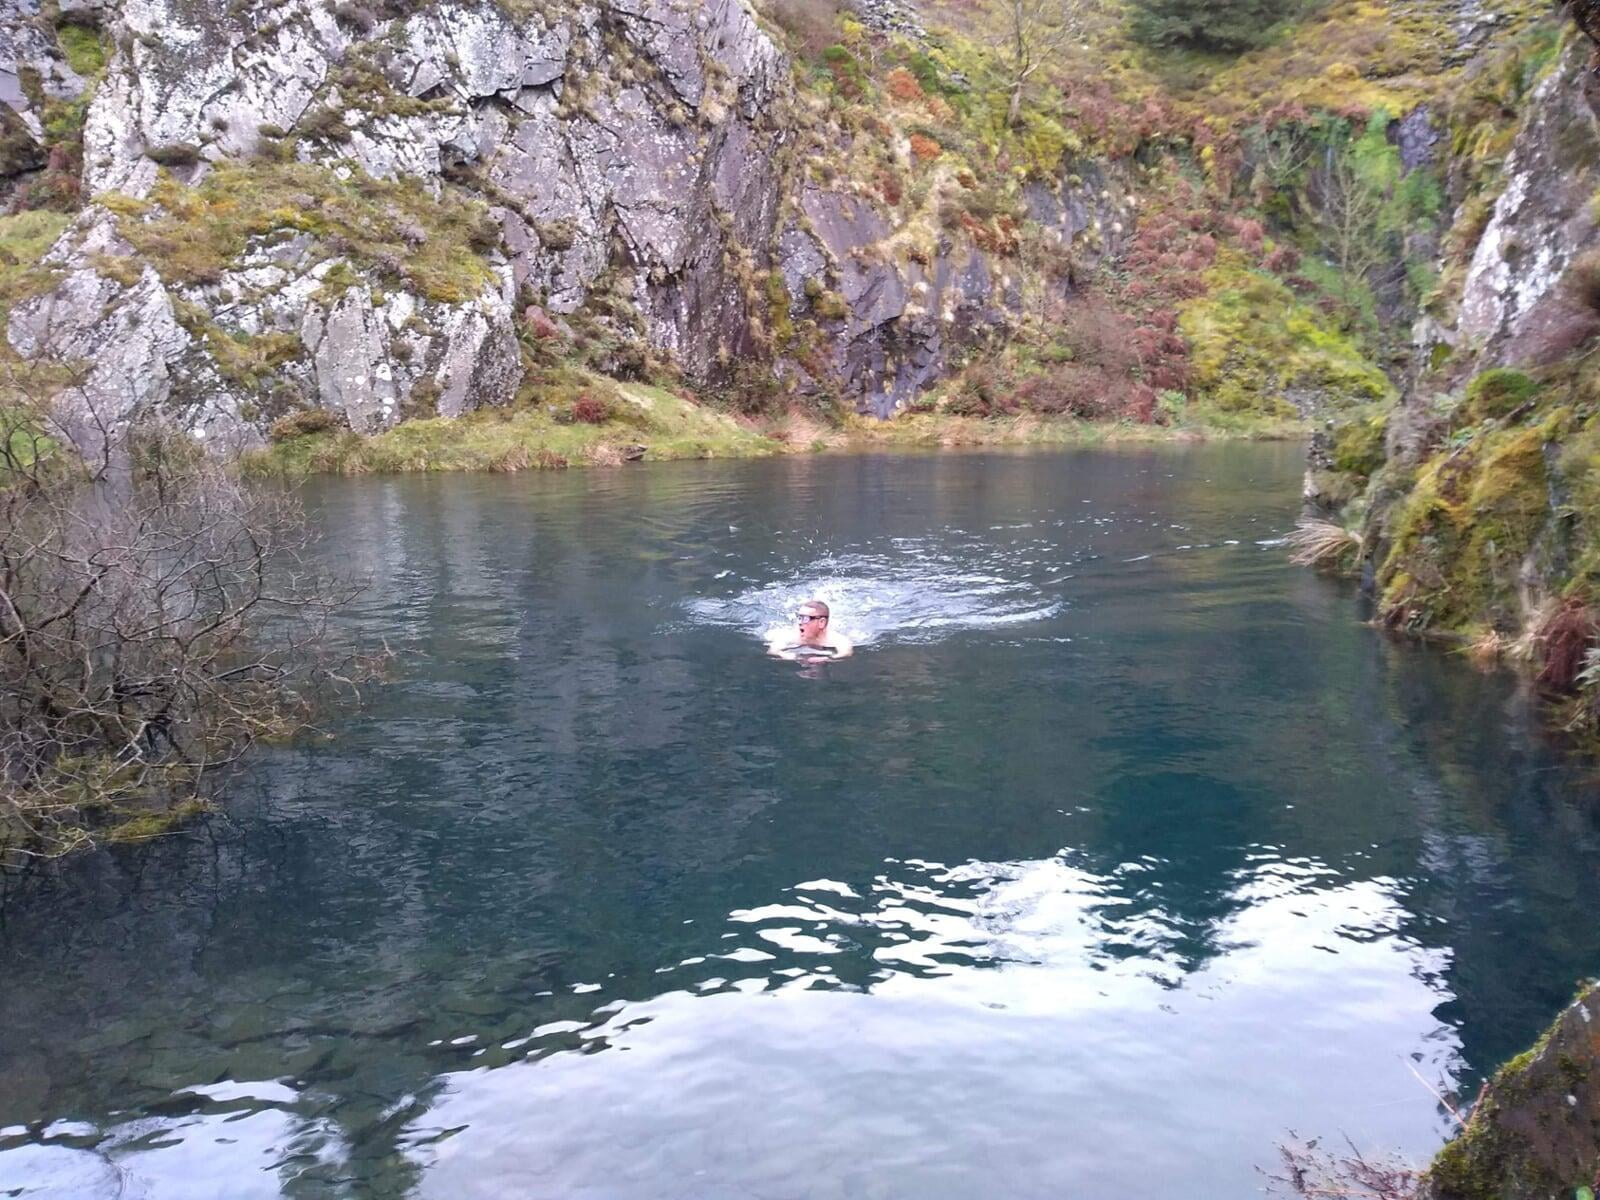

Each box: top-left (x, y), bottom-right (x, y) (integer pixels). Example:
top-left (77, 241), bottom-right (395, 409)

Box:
top-left (768, 600), bottom-right (854, 660)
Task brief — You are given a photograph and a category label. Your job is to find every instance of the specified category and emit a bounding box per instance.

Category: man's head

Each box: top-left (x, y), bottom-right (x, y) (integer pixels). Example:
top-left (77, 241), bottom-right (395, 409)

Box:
top-left (797, 600), bottom-right (830, 644)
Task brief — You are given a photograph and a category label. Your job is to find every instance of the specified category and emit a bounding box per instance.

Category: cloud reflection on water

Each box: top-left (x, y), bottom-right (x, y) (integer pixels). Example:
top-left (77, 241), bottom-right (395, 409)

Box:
top-left (394, 855), bottom-right (1455, 1200)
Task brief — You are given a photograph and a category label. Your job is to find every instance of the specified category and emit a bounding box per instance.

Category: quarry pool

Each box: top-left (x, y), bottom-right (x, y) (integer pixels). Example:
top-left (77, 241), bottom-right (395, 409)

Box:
top-left (3, 445), bottom-right (1599, 1199)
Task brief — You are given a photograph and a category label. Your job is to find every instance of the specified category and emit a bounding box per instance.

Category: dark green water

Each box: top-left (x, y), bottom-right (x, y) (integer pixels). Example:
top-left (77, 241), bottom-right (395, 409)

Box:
top-left (3, 445), bottom-right (1600, 1199)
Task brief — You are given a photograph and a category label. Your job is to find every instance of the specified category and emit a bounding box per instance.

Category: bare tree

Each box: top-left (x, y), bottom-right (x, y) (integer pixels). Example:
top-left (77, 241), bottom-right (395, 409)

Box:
top-left (0, 363), bottom-right (364, 864)
top-left (1000, 0), bottom-right (1092, 128)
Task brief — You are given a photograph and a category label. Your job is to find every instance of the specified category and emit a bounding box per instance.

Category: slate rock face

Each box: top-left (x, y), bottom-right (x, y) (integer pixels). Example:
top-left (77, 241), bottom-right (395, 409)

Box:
top-left (1457, 43), bottom-right (1600, 367)
top-left (0, 0), bottom-right (92, 181)
top-left (4, 0), bottom-right (1075, 435)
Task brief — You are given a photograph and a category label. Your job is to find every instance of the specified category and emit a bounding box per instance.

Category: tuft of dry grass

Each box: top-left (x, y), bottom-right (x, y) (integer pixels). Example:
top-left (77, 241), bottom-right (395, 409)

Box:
top-left (1467, 629), bottom-right (1507, 668)
top-left (1286, 516), bottom-right (1361, 569)
top-left (1507, 596), bottom-right (1560, 664)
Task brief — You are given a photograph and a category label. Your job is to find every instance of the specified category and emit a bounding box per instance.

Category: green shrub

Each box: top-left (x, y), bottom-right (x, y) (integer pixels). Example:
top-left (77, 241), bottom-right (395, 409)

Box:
top-left (1464, 368), bottom-right (1540, 422)
top-left (1127, 0), bottom-right (1307, 52)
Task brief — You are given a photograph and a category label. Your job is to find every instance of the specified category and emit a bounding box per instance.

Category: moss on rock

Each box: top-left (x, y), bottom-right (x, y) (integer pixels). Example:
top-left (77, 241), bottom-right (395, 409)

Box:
top-left (1378, 411), bottom-right (1566, 631)
top-left (1421, 983), bottom-right (1600, 1200)
top-left (104, 162), bottom-right (497, 304)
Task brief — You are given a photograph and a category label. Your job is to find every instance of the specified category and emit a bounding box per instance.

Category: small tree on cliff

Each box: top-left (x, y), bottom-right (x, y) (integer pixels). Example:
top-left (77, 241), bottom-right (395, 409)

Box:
top-left (1126, 0), bottom-right (1302, 53)
top-left (999, 0), bottom-right (1096, 128)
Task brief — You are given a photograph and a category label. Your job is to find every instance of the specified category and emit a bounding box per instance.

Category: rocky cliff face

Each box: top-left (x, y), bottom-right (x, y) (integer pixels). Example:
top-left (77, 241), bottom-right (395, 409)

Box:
top-left (1436, 42), bottom-right (1600, 375)
top-left (0, 0), bottom-right (1096, 442)
top-left (1305, 32), bottom-right (1600, 648)
top-left (1421, 981), bottom-right (1600, 1200)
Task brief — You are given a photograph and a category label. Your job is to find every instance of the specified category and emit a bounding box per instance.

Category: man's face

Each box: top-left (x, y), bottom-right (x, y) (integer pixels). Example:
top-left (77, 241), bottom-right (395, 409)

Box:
top-left (797, 608), bottom-right (827, 643)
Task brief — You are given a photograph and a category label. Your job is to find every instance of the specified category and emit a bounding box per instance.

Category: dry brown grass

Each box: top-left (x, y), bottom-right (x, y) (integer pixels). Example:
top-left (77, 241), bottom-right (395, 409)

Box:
top-left (1286, 516), bottom-right (1361, 569)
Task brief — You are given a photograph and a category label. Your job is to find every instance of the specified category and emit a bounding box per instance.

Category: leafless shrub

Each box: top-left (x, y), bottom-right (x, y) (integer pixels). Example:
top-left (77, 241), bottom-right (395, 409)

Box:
top-left (1265, 1134), bottom-right (1419, 1199)
top-left (0, 364), bottom-right (365, 863)
top-left (1286, 516), bottom-right (1362, 569)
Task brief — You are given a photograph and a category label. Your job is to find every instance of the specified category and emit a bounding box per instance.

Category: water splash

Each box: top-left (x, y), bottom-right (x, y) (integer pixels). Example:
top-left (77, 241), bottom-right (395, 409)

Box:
top-left (683, 537), bottom-right (1064, 646)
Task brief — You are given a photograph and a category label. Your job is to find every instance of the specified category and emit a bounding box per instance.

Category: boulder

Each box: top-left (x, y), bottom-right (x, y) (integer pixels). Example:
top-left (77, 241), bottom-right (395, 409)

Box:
top-left (1421, 983), bottom-right (1600, 1200)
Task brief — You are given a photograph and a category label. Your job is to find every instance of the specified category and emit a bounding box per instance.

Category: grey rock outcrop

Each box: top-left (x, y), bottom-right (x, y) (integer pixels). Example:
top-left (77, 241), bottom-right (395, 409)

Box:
top-left (8, 0), bottom-right (1053, 434)
top-left (0, 0), bottom-right (92, 178)
top-left (7, 210), bottom-right (199, 454)
top-left (10, 204), bottom-right (519, 444)
top-left (1456, 42), bottom-right (1600, 366)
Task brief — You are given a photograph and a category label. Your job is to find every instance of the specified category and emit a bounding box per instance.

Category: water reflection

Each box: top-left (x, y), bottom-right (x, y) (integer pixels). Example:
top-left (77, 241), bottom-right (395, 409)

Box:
top-left (2, 447), bottom-right (1598, 1198)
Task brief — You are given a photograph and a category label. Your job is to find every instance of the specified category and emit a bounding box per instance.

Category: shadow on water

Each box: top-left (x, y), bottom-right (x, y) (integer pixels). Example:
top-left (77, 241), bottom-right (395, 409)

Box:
top-left (2, 445), bottom-right (1599, 1198)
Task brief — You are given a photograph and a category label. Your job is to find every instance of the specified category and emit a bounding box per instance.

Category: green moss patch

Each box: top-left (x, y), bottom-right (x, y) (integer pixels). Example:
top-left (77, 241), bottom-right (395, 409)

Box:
top-left (55, 24), bottom-right (107, 78)
top-left (1378, 411), bottom-right (1568, 631)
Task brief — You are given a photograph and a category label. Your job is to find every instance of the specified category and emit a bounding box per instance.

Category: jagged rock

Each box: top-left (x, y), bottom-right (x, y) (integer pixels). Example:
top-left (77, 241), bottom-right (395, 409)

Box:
top-left (6, 205), bottom-right (520, 442)
top-left (0, 0), bottom-right (90, 175)
top-left (7, 210), bottom-right (205, 455)
top-left (849, 0), bottom-right (926, 41)
top-left (784, 186), bottom-right (1013, 416)
top-left (15, 0), bottom-right (1036, 425)
top-left (77, 0), bottom-right (790, 387)
top-left (1420, 982), bottom-right (1600, 1200)
top-left (1458, 42), bottom-right (1600, 366)
top-left (1025, 157), bottom-right (1136, 276)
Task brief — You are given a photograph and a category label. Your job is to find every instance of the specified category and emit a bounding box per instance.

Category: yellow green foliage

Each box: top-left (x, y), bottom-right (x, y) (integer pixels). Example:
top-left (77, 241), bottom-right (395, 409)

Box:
top-left (1329, 404), bottom-right (1389, 475)
top-left (105, 162), bottom-right (498, 303)
top-left (1463, 367), bottom-right (1541, 422)
top-left (1180, 258), bottom-right (1395, 417)
top-left (0, 209), bottom-right (68, 320)
top-left (1016, 112), bottom-right (1082, 179)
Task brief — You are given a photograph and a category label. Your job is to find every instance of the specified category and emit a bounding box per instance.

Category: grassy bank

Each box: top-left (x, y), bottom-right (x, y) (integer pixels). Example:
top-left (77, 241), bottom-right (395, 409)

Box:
top-left (243, 387), bottom-right (1308, 477)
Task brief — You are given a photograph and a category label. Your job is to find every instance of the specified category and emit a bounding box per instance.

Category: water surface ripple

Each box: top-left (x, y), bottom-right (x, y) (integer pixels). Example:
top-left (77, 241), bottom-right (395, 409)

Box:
top-left (2, 446), bottom-right (1598, 1199)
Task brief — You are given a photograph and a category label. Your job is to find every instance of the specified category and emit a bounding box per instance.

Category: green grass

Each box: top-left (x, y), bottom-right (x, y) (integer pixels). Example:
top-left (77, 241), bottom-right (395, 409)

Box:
top-left (244, 382), bottom-right (784, 476)
top-left (55, 24), bottom-right (107, 78)
top-left (244, 377), bottom-right (1311, 477)
top-left (0, 209), bottom-right (69, 319)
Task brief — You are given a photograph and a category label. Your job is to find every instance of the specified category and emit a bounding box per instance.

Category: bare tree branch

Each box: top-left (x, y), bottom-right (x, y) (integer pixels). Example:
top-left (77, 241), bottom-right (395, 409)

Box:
top-left (0, 356), bottom-right (370, 864)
